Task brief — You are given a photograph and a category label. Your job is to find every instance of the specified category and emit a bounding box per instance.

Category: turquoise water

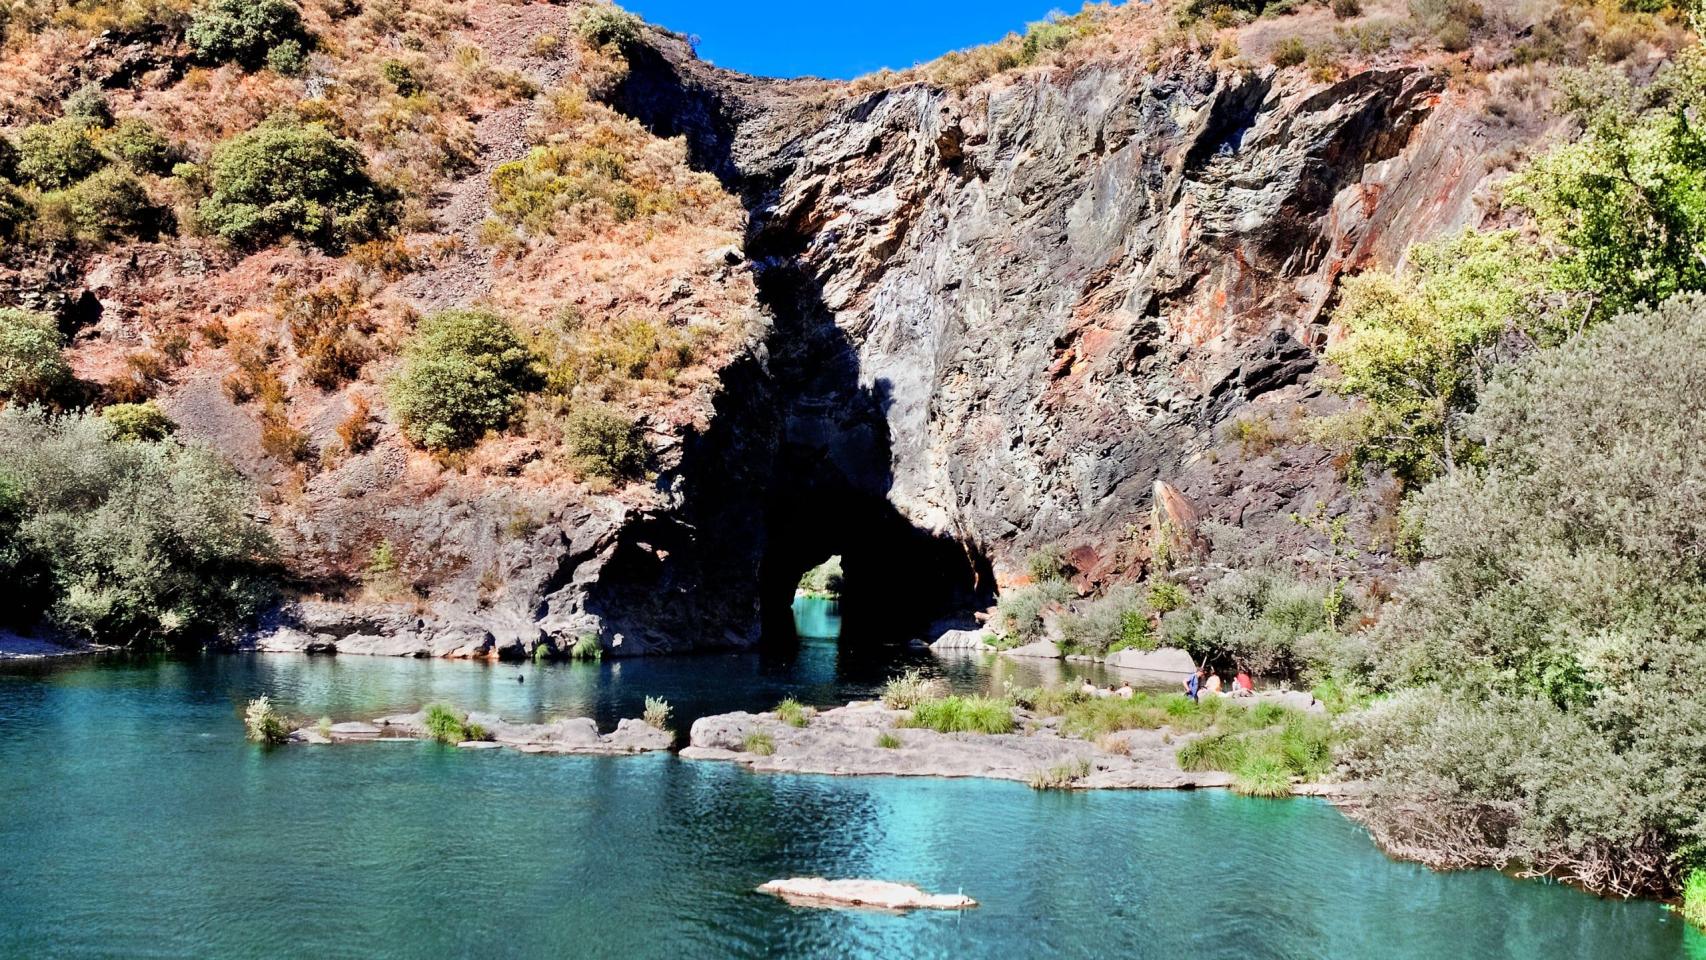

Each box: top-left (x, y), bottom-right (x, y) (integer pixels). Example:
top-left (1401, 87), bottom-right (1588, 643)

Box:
top-left (2, 652), bottom-right (1701, 959)
top-left (792, 594), bottom-right (843, 640)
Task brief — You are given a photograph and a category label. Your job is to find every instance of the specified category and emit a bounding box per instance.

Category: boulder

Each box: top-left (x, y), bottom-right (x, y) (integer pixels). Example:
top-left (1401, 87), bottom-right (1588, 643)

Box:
top-left (1001, 639), bottom-right (1062, 660)
top-left (1104, 647), bottom-right (1196, 677)
top-left (929, 628), bottom-right (995, 652)
top-left (688, 711), bottom-right (762, 751)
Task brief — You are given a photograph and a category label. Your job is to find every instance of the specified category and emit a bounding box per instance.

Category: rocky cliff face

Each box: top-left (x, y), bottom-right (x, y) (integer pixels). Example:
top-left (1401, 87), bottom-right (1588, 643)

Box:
top-left (224, 20), bottom-right (1525, 656)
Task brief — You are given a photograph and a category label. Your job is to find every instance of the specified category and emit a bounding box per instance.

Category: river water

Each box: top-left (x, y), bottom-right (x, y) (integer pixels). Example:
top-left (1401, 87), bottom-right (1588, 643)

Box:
top-left (1, 641), bottom-right (1700, 959)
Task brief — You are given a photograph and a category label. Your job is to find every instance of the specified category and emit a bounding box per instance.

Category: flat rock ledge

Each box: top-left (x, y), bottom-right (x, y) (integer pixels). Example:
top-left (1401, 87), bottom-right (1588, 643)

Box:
top-left (288, 710), bottom-right (672, 756)
top-left (758, 878), bottom-right (977, 911)
top-left (682, 700), bottom-right (1347, 795)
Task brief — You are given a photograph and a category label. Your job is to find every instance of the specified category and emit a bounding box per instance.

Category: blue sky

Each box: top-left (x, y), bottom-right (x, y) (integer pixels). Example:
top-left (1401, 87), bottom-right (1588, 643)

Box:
top-left (624, 1), bottom-right (1091, 79)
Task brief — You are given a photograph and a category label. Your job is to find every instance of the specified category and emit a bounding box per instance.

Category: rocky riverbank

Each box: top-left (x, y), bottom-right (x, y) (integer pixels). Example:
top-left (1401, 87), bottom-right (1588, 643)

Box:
top-left (0, 631), bottom-right (105, 661)
top-left (681, 697), bottom-right (1351, 796)
top-left (287, 709), bottom-right (673, 756)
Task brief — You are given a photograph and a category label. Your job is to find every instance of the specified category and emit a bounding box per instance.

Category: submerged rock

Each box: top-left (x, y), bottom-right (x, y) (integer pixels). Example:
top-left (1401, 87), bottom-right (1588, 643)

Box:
top-left (757, 878), bottom-right (977, 911)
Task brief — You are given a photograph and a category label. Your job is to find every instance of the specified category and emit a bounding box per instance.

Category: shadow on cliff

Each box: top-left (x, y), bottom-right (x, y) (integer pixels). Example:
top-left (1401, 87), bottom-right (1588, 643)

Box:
top-left (587, 38), bottom-right (994, 651)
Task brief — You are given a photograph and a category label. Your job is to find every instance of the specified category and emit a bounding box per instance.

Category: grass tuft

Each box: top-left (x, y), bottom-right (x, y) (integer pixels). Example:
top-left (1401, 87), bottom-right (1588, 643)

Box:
top-left (643, 696), bottom-right (672, 731)
top-left (881, 668), bottom-right (949, 709)
top-left (1683, 869), bottom-right (1706, 931)
top-left (1027, 756), bottom-right (1091, 790)
top-left (875, 731), bottom-right (902, 750)
top-left (903, 695), bottom-right (1015, 735)
top-left (424, 704), bottom-right (469, 744)
top-left (742, 731), bottom-right (776, 756)
top-left (774, 697), bottom-right (813, 728)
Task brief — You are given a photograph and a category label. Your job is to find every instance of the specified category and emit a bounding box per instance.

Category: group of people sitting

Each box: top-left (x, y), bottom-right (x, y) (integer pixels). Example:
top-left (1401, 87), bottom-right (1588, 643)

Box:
top-left (1078, 678), bottom-right (1136, 700)
top-left (1184, 666), bottom-right (1254, 702)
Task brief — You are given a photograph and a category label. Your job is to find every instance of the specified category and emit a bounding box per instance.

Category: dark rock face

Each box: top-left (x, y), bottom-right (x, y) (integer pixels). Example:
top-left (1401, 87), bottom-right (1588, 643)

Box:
top-left (261, 39), bottom-right (1516, 656)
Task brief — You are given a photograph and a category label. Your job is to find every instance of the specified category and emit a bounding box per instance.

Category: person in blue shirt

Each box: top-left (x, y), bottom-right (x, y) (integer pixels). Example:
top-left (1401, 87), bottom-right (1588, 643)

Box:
top-left (1184, 666), bottom-right (1207, 702)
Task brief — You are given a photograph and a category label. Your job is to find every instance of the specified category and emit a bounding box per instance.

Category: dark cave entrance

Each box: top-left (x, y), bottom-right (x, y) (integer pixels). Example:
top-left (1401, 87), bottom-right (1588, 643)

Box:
top-left (751, 255), bottom-right (994, 649)
top-left (605, 44), bottom-right (995, 650)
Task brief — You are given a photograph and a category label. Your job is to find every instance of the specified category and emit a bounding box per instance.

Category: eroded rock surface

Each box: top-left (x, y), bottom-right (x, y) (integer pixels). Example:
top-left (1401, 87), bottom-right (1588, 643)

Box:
top-left (289, 710), bottom-right (672, 756)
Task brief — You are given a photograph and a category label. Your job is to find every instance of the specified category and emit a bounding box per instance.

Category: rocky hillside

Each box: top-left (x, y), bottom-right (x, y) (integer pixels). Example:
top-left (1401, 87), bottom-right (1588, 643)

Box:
top-left (0, 0), bottom-right (1681, 655)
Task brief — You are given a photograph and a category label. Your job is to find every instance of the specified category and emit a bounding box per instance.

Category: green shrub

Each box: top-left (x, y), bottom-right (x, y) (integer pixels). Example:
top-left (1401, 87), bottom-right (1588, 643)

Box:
top-left (423, 704), bottom-right (468, 743)
top-left (0, 185), bottom-right (30, 244)
top-left (15, 119), bottom-right (106, 189)
top-left (1027, 756), bottom-right (1091, 790)
top-left (642, 696), bottom-right (671, 730)
top-left (0, 406), bottom-right (277, 644)
top-left (380, 59), bottom-right (422, 96)
top-left (265, 38), bottom-right (306, 74)
top-left (875, 731), bottom-right (902, 749)
top-left (1146, 581), bottom-right (1188, 614)
top-left (774, 698), bottom-right (812, 728)
top-left (1162, 568), bottom-right (1347, 680)
top-left (187, 0), bottom-right (309, 69)
top-left (569, 633), bottom-right (602, 660)
top-left (994, 578), bottom-right (1074, 645)
top-left (1271, 37), bottom-right (1308, 67)
top-left (0, 308), bottom-right (71, 404)
top-left (1057, 586), bottom-right (1153, 657)
top-left (389, 308), bottom-right (538, 450)
top-left (44, 167), bottom-right (162, 243)
top-left (102, 118), bottom-right (179, 174)
top-left (244, 696), bottom-right (290, 744)
top-left (61, 84), bottom-right (112, 127)
top-left (565, 404), bottom-right (646, 480)
top-left (1026, 545), bottom-right (1070, 583)
top-left (101, 401), bottom-right (176, 441)
top-left (903, 695), bottom-right (1015, 735)
top-left (199, 119), bottom-right (395, 251)
top-left (574, 5), bottom-right (641, 51)
top-left (881, 668), bottom-right (949, 710)
top-left (742, 731), bottom-right (775, 756)
top-left (1176, 713), bottom-right (1331, 793)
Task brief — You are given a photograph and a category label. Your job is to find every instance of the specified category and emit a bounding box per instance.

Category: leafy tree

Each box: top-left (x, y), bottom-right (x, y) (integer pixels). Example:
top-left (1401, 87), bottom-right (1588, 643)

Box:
top-left (1323, 230), bottom-right (1547, 484)
top-left (0, 185), bottom-right (31, 245)
top-left (0, 308), bottom-right (71, 404)
top-left (1510, 52), bottom-right (1706, 321)
top-left (1353, 294), bottom-right (1706, 897)
top-left (186, 0), bottom-right (308, 69)
top-left (199, 119), bottom-right (395, 250)
top-left (14, 119), bottom-right (105, 189)
top-left (388, 308), bottom-right (539, 449)
top-left (0, 406), bottom-right (277, 644)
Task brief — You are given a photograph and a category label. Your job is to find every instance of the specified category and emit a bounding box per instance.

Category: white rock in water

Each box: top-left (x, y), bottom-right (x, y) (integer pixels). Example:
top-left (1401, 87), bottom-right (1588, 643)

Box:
top-left (757, 877), bottom-right (977, 911)
top-left (929, 628), bottom-right (994, 652)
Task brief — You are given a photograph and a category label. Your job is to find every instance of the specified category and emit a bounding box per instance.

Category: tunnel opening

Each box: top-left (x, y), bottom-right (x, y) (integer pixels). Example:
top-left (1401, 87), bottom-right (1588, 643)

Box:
top-left (750, 254), bottom-right (994, 649)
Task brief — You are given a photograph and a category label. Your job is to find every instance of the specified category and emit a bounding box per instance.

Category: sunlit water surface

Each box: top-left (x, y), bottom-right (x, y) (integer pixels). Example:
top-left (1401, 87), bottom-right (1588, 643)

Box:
top-left (2, 647), bottom-right (1700, 959)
